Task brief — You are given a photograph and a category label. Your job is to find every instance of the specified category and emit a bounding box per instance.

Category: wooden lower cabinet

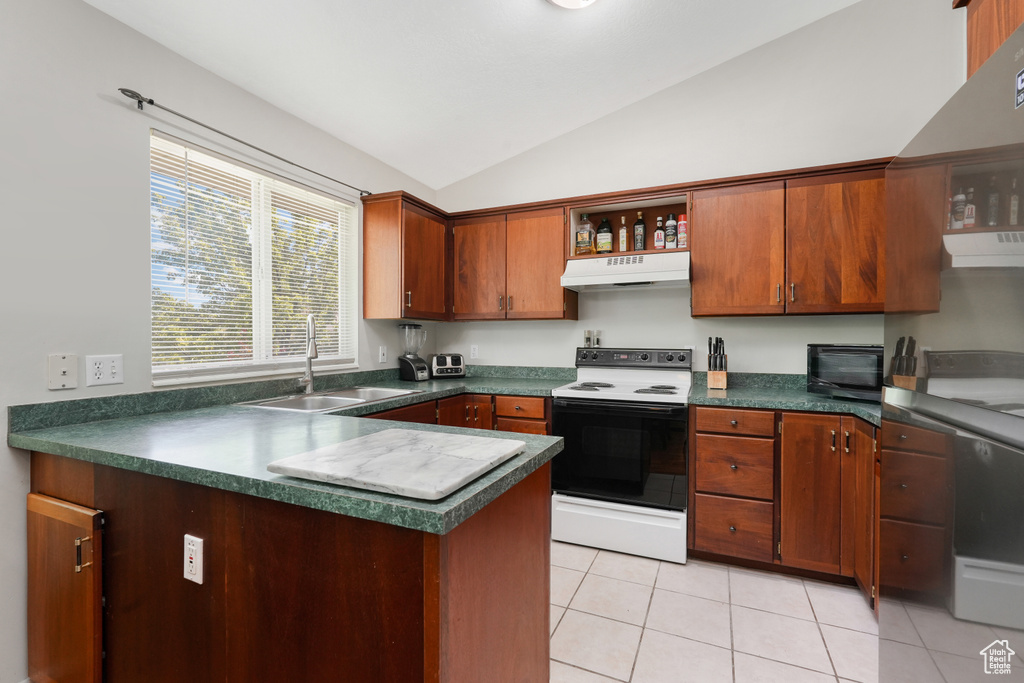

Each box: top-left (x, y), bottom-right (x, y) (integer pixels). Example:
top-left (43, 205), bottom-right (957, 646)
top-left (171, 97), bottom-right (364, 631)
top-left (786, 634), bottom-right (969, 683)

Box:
top-left (438, 394), bottom-right (493, 430)
top-left (27, 493), bottom-right (103, 683)
top-left (366, 400), bottom-right (438, 424)
top-left (693, 493), bottom-right (774, 562)
top-left (30, 452), bottom-right (551, 682)
top-left (495, 396), bottom-right (550, 435)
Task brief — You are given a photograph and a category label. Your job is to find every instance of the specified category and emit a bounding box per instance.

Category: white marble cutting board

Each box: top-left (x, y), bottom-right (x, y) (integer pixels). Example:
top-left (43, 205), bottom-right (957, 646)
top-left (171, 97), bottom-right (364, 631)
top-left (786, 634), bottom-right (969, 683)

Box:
top-left (267, 428), bottom-right (526, 500)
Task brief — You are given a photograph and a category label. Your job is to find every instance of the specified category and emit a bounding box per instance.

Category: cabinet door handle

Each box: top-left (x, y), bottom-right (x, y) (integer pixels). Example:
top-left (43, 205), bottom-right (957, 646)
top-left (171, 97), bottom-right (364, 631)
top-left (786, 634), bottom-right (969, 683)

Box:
top-left (465, 406), bottom-right (470, 422)
top-left (405, 291), bottom-right (412, 307)
top-left (845, 430), bottom-right (851, 453)
top-left (776, 283), bottom-right (781, 303)
top-left (474, 405), bottom-right (479, 420)
top-left (830, 429), bottom-right (837, 452)
top-left (508, 295), bottom-right (513, 311)
top-left (730, 464), bottom-right (738, 471)
top-left (498, 295), bottom-right (504, 311)
top-left (75, 536), bottom-right (92, 573)
top-left (790, 283), bottom-right (796, 302)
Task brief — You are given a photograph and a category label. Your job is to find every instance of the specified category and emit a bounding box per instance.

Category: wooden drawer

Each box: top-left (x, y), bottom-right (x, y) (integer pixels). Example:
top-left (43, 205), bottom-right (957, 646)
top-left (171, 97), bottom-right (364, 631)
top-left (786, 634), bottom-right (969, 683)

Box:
top-left (881, 421), bottom-right (949, 456)
top-left (879, 519), bottom-right (947, 593)
top-left (695, 434), bottom-right (774, 500)
top-left (695, 407), bottom-right (775, 437)
top-left (495, 417), bottom-right (548, 435)
top-left (694, 493), bottom-right (774, 563)
top-left (495, 396), bottom-right (546, 420)
top-left (880, 450), bottom-right (948, 525)
top-left (366, 401), bottom-right (436, 424)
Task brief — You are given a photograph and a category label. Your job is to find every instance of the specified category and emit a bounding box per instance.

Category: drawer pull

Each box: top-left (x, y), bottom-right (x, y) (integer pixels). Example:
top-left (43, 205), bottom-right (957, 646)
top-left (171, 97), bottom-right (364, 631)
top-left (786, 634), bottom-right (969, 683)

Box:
top-left (729, 526), bottom-right (737, 532)
top-left (902, 554), bottom-right (909, 561)
top-left (730, 465), bottom-right (738, 471)
top-left (900, 434), bottom-right (908, 440)
top-left (899, 483), bottom-right (908, 489)
top-left (515, 405), bottom-right (522, 411)
top-left (730, 420), bottom-right (738, 426)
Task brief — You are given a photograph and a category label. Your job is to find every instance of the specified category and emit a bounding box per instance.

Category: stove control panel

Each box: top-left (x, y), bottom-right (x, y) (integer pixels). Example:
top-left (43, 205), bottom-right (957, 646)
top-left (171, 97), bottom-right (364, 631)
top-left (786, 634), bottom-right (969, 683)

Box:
top-left (575, 348), bottom-right (692, 369)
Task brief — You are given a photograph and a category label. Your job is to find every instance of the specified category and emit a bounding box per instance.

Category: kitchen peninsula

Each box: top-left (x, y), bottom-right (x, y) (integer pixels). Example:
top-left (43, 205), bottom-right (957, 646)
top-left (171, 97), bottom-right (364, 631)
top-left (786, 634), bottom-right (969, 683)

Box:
top-left (12, 401), bottom-right (561, 682)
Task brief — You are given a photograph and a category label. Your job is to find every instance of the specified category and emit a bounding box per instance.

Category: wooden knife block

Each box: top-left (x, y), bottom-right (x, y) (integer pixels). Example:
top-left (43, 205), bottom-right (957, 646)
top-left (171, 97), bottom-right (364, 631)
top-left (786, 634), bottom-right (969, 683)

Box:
top-left (708, 368), bottom-right (727, 390)
top-left (891, 375), bottom-right (919, 391)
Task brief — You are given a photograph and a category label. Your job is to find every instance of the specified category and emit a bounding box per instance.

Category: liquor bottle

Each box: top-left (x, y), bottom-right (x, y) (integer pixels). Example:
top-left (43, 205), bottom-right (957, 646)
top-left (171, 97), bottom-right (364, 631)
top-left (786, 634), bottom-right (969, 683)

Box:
top-left (1010, 178), bottom-right (1020, 227)
top-left (653, 217), bottom-right (666, 249)
top-left (665, 213), bottom-right (678, 249)
top-left (964, 187), bottom-right (977, 228)
top-left (574, 213), bottom-right (595, 256)
top-left (986, 175), bottom-right (1001, 227)
top-left (950, 188), bottom-right (966, 229)
top-left (633, 211), bottom-right (646, 251)
top-left (678, 212), bottom-right (688, 248)
top-left (619, 216), bottom-right (628, 252)
top-left (595, 218), bottom-right (613, 254)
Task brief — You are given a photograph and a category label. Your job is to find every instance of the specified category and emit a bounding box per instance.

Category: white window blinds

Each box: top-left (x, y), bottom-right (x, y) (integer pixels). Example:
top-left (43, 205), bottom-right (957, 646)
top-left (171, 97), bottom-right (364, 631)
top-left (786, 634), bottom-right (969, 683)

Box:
top-left (150, 134), bottom-right (356, 383)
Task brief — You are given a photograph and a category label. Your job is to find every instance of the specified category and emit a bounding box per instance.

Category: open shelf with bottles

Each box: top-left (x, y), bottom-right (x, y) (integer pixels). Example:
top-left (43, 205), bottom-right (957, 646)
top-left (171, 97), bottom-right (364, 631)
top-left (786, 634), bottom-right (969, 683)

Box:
top-left (946, 159), bottom-right (1022, 234)
top-left (567, 193), bottom-right (689, 260)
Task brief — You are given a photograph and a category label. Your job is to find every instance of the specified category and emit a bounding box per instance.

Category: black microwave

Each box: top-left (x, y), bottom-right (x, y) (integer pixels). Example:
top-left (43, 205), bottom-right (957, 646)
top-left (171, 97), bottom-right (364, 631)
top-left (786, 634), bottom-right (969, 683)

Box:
top-left (807, 344), bottom-right (884, 402)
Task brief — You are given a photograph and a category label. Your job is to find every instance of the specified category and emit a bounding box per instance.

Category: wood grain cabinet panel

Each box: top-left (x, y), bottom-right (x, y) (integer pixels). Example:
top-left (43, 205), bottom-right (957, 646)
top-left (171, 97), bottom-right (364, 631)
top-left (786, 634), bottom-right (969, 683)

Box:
top-left (366, 400), bottom-right (438, 424)
top-left (880, 451), bottom-right (948, 525)
top-left (691, 182), bottom-right (786, 316)
top-left (693, 493), bottom-right (774, 562)
top-left (694, 406), bottom-right (776, 437)
top-left (495, 417), bottom-right (549, 435)
top-left (27, 493), bottom-right (103, 683)
top-left (785, 172), bottom-right (886, 313)
top-left (964, 0), bottom-right (1024, 77)
top-left (453, 215), bottom-right (507, 320)
top-left (495, 396), bottom-right (546, 420)
top-left (694, 434), bottom-right (774, 500)
top-left (879, 519), bottom-right (947, 593)
top-left (362, 192), bottom-right (449, 320)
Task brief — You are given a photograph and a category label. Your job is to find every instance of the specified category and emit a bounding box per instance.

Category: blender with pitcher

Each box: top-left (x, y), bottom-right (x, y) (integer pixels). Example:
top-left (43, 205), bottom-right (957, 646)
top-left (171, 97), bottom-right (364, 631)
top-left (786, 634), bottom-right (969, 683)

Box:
top-left (397, 323), bottom-right (429, 381)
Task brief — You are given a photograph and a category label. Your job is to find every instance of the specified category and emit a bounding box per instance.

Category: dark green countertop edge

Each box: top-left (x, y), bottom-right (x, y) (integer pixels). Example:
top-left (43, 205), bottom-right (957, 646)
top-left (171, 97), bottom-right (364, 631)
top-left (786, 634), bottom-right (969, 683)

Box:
top-left (9, 407), bottom-right (563, 535)
top-left (8, 366), bottom-right (575, 433)
top-left (691, 372), bottom-right (882, 426)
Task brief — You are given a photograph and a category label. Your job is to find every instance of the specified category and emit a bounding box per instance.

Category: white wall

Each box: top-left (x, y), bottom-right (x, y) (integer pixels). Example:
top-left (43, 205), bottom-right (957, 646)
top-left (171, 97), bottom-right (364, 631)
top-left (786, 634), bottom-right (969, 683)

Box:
top-left (435, 0), bottom-right (964, 373)
top-left (0, 1), bottom-right (434, 680)
top-left (436, 0), bottom-right (966, 212)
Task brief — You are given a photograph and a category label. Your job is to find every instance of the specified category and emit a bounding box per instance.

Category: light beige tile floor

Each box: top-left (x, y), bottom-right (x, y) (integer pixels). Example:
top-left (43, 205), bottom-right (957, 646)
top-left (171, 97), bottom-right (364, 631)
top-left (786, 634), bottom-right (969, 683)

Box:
top-left (550, 542), bottom-right (879, 683)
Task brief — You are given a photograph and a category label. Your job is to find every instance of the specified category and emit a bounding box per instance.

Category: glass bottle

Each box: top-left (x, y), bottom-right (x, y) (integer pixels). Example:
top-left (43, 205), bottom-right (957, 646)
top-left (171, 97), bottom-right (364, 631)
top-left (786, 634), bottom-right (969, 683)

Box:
top-left (595, 218), bottom-right (613, 254)
top-left (665, 213), bottom-right (678, 249)
top-left (633, 211), bottom-right (646, 251)
top-left (574, 213), bottom-right (595, 256)
top-left (653, 217), bottom-right (666, 249)
top-left (618, 216), bottom-right (628, 252)
top-left (986, 175), bottom-right (1001, 227)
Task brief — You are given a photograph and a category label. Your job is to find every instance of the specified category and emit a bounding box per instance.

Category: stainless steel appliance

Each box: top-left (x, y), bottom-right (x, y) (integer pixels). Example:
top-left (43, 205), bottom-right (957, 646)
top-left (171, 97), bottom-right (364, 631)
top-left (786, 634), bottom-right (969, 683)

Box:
top-left (397, 323), bottom-right (429, 381)
top-left (881, 22), bottom-right (1024, 672)
top-left (806, 343), bottom-right (884, 402)
top-left (430, 353), bottom-right (466, 378)
top-left (551, 347), bottom-right (691, 563)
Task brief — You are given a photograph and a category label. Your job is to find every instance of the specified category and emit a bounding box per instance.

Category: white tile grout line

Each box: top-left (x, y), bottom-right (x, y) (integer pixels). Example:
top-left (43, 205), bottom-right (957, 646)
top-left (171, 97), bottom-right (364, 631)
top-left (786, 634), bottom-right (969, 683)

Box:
top-left (728, 565), bottom-right (736, 683)
top-left (803, 578), bottom-right (844, 681)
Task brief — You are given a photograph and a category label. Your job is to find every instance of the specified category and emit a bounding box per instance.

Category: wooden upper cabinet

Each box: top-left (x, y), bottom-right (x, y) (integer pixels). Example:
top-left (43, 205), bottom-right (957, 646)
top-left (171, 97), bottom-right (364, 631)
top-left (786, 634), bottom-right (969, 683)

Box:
top-left (453, 215), bottom-right (507, 320)
top-left (506, 208), bottom-right (569, 319)
top-left (453, 208), bottom-right (577, 321)
top-left (362, 192), bottom-right (449, 320)
top-left (961, 0), bottom-right (1024, 77)
top-left (28, 493), bottom-right (104, 683)
top-left (885, 163), bottom-right (948, 313)
top-left (691, 182), bottom-right (786, 316)
top-left (785, 172), bottom-right (886, 314)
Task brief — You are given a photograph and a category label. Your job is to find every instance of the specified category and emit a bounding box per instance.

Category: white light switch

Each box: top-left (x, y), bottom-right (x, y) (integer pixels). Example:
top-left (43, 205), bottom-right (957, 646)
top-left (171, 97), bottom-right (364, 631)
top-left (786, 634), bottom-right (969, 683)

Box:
top-left (47, 353), bottom-right (79, 390)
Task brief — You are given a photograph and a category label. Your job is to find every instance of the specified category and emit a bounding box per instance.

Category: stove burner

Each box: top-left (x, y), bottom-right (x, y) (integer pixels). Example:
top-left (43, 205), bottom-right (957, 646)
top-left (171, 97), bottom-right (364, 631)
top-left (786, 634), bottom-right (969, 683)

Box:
top-left (578, 382), bottom-right (614, 388)
top-left (635, 388), bottom-right (678, 395)
top-left (649, 385), bottom-right (678, 390)
top-left (567, 385), bottom-right (601, 391)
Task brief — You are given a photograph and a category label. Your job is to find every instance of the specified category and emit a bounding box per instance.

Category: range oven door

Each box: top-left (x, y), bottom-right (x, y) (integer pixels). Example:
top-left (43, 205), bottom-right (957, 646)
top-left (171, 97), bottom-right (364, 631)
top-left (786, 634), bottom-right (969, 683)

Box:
top-left (551, 397), bottom-right (688, 512)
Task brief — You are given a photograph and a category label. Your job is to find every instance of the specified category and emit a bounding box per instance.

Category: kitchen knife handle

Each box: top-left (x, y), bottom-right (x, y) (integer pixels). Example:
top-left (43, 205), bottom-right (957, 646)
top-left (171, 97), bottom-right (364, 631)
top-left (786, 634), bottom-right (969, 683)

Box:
top-left (790, 283), bottom-right (796, 302)
top-left (830, 429), bottom-right (836, 452)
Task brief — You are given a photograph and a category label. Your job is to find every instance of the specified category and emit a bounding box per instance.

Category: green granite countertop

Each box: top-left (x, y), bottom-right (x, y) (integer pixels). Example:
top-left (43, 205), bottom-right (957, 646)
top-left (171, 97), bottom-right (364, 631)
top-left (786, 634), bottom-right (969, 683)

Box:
top-left (689, 373), bottom-right (882, 426)
top-left (10, 404), bottom-right (561, 535)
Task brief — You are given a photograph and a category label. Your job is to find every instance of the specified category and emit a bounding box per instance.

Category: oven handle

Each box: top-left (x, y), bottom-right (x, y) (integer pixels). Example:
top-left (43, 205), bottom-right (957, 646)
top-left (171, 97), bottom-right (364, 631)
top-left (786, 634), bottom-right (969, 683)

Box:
top-left (552, 397), bottom-right (689, 417)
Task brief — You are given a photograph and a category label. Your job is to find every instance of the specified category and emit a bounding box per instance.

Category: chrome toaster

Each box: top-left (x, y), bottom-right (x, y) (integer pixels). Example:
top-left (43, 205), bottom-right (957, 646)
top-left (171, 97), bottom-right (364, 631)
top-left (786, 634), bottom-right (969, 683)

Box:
top-left (430, 353), bottom-right (466, 378)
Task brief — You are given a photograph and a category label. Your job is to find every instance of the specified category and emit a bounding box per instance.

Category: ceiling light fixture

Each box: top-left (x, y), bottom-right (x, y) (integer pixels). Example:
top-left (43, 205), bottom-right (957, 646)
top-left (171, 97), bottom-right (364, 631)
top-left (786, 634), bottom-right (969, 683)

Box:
top-left (546, 0), bottom-right (597, 9)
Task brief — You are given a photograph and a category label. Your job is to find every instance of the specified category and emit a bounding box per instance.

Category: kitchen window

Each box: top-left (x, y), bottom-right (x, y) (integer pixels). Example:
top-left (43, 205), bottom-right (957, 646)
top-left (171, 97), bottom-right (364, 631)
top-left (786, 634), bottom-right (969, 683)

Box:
top-left (150, 133), bottom-right (357, 385)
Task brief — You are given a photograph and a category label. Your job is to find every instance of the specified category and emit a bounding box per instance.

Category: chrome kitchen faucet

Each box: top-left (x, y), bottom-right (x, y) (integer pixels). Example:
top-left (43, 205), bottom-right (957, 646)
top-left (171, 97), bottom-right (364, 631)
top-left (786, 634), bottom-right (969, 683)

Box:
top-left (299, 314), bottom-right (318, 394)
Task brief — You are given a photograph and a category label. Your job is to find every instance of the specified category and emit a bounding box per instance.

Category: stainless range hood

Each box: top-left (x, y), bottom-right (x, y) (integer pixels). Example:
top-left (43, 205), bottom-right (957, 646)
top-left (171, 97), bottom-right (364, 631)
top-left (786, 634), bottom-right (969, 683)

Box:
top-left (560, 251), bottom-right (690, 291)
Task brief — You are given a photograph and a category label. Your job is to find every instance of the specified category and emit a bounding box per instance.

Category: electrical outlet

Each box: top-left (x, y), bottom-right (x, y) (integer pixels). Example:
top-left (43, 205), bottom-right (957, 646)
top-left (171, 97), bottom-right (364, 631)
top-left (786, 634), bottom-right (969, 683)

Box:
top-left (184, 534), bottom-right (204, 584)
top-left (85, 354), bottom-right (124, 386)
top-left (378, 345), bottom-right (387, 363)
top-left (470, 345), bottom-right (479, 359)
top-left (47, 353), bottom-right (79, 390)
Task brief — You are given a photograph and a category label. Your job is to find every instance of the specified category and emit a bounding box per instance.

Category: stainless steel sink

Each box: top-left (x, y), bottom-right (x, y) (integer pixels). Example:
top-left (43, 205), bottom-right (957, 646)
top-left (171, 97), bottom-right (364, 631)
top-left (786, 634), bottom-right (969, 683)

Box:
top-left (247, 395), bottom-right (367, 412)
top-left (240, 387), bottom-right (421, 413)
top-left (321, 387), bottom-right (421, 402)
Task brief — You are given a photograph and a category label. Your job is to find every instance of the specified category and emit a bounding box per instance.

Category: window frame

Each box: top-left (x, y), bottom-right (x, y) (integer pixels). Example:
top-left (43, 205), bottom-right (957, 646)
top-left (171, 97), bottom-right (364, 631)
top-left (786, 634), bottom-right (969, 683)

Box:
top-left (149, 130), bottom-right (359, 387)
